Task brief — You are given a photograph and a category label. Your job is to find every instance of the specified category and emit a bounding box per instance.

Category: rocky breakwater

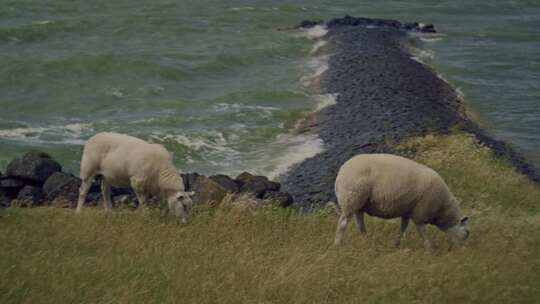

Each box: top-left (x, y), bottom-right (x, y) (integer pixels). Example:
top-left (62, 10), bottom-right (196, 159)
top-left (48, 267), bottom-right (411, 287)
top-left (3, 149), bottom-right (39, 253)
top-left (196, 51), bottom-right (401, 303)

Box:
top-left (282, 16), bottom-right (539, 211)
top-left (0, 151), bottom-right (293, 209)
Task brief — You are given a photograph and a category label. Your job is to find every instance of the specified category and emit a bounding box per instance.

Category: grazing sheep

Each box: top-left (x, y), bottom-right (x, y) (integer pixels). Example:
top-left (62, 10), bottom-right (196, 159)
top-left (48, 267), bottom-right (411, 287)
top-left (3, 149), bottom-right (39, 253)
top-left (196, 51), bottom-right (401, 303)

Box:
top-left (334, 154), bottom-right (469, 251)
top-left (76, 132), bottom-right (194, 223)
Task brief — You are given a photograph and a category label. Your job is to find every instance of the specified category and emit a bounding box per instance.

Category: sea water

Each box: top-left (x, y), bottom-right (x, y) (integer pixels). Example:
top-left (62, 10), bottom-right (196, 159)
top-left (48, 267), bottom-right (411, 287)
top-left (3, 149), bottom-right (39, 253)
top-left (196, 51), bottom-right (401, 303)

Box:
top-left (1, 0), bottom-right (539, 175)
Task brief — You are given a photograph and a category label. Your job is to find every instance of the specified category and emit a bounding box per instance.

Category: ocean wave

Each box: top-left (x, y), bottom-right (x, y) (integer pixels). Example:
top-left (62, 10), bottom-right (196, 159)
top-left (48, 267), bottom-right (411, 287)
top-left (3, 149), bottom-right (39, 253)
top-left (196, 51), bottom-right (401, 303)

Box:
top-left (0, 20), bottom-right (67, 44)
top-left (0, 123), bottom-right (93, 145)
top-left (266, 133), bottom-right (324, 180)
top-left (229, 6), bottom-right (256, 11)
top-left (410, 47), bottom-right (435, 64)
top-left (213, 103), bottom-right (279, 119)
top-left (296, 25), bottom-right (328, 40)
top-left (310, 40), bottom-right (327, 55)
top-left (313, 93), bottom-right (338, 111)
top-left (300, 55), bottom-right (329, 87)
top-left (149, 130), bottom-right (241, 165)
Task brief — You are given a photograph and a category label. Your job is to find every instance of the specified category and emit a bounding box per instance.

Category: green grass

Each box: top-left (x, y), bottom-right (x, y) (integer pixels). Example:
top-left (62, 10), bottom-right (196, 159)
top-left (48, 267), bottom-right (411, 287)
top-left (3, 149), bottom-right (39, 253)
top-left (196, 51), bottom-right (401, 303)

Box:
top-left (1, 133), bottom-right (540, 303)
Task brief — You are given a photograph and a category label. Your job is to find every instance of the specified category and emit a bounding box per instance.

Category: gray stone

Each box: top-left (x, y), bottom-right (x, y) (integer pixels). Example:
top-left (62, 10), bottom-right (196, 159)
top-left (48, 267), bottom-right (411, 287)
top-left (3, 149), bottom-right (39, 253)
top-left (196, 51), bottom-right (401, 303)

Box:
top-left (192, 176), bottom-right (231, 205)
top-left (0, 177), bottom-right (25, 198)
top-left (43, 172), bottom-right (81, 202)
top-left (235, 172), bottom-right (280, 198)
top-left (209, 174), bottom-right (239, 193)
top-left (6, 151), bottom-right (61, 185)
top-left (14, 186), bottom-right (46, 207)
top-left (180, 172), bottom-right (200, 191)
top-left (0, 190), bottom-right (11, 208)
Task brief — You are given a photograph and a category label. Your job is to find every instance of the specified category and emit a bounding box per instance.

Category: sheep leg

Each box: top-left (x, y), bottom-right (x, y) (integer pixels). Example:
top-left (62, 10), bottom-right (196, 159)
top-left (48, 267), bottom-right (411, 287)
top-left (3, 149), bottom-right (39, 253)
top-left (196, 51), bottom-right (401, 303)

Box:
top-left (394, 217), bottom-right (410, 247)
top-left (76, 178), bottom-right (93, 214)
top-left (334, 213), bottom-right (352, 245)
top-left (101, 180), bottom-right (112, 211)
top-left (133, 190), bottom-right (148, 213)
top-left (416, 224), bottom-right (434, 252)
top-left (354, 211), bottom-right (367, 234)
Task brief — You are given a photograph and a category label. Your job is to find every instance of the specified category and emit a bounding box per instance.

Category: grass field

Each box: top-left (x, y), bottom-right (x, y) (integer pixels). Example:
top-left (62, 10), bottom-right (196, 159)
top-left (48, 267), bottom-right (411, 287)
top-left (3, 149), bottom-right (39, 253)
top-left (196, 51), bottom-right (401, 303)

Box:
top-left (1, 133), bottom-right (540, 303)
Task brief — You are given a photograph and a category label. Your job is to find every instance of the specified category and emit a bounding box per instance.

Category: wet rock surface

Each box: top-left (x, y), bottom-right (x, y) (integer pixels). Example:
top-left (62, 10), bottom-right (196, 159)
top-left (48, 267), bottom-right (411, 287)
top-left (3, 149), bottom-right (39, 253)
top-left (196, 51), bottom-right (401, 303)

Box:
top-left (14, 186), bottom-right (46, 207)
top-left (43, 172), bottom-right (82, 202)
top-left (0, 177), bottom-right (25, 198)
top-left (5, 151), bottom-right (62, 185)
top-left (282, 16), bottom-right (539, 211)
top-left (0, 153), bottom-right (292, 209)
top-left (236, 172), bottom-right (280, 198)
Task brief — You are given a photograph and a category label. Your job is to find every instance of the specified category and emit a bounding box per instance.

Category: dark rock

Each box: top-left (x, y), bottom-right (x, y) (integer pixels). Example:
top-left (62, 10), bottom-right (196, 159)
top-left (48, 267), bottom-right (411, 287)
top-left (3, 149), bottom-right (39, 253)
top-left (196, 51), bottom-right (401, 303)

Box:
top-left (112, 194), bottom-right (138, 206)
top-left (14, 186), bottom-right (46, 207)
top-left (282, 16), bottom-right (535, 211)
top-left (326, 16), bottom-right (436, 33)
top-left (0, 190), bottom-right (11, 208)
top-left (327, 15), bottom-right (402, 30)
top-left (209, 174), bottom-right (239, 193)
top-left (235, 172), bottom-right (256, 186)
top-left (262, 191), bottom-right (294, 208)
top-left (192, 176), bottom-right (232, 205)
top-left (235, 172), bottom-right (280, 198)
top-left (85, 192), bottom-right (102, 206)
top-left (5, 151), bottom-right (62, 185)
top-left (111, 187), bottom-right (135, 197)
top-left (402, 22), bottom-right (420, 31)
top-left (43, 172), bottom-right (81, 202)
top-left (180, 172), bottom-right (200, 191)
top-left (0, 177), bottom-right (25, 198)
top-left (297, 19), bottom-right (324, 29)
top-left (420, 23), bottom-right (436, 33)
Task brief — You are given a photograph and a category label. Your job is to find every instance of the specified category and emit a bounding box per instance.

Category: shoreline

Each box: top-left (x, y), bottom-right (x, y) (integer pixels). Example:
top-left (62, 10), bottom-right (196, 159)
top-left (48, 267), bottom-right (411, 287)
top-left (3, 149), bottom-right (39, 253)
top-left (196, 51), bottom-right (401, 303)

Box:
top-left (281, 16), bottom-right (540, 210)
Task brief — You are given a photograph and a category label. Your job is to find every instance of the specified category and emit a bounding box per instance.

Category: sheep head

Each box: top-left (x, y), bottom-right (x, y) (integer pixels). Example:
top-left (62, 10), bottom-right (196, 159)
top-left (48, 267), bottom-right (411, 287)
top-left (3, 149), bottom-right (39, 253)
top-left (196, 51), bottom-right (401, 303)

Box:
top-left (168, 191), bottom-right (195, 224)
top-left (446, 217), bottom-right (470, 249)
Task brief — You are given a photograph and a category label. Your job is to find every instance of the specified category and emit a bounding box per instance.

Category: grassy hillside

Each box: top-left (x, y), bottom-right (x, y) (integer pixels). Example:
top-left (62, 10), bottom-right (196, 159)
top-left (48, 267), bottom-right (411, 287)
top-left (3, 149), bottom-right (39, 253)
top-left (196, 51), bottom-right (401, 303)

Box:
top-left (1, 133), bottom-right (540, 303)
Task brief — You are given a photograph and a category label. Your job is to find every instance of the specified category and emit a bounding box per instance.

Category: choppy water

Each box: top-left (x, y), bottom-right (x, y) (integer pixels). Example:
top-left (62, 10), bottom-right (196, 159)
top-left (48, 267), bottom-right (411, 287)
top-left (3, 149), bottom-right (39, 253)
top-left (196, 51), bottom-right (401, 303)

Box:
top-left (1, 0), bottom-right (539, 176)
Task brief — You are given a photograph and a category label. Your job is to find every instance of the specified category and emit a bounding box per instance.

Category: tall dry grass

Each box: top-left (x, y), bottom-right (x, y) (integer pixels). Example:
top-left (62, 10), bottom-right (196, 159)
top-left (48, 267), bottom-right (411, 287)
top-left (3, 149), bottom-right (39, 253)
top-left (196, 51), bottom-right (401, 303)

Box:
top-left (1, 133), bottom-right (539, 303)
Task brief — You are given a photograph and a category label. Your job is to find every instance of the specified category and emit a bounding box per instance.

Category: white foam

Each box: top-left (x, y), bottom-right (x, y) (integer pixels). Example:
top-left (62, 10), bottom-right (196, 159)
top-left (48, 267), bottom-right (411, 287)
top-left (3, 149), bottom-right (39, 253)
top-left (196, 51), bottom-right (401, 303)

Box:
top-left (411, 48), bottom-right (435, 64)
top-left (456, 87), bottom-right (465, 100)
top-left (310, 40), bottom-right (327, 55)
top-left (213, 103), bottom-right (279, 119)
top-left (0, 123), bottom-right (93, 145)
top-left (230, 6), bottom-right (255, 11)
top-left (266, 133), bottom-right (324, 180)
top-left (106, 87), bottom-right (125, 98)
top-left (150, 131), bottom-right (240, 158)
top-left (296, 25), bottom-right (328, 40)
top-left (300, 55), bottom-right (329, 87)
top-left (35, 20), bottom-right (53, 25)
top-left (313, 93), bottom-right (338, 111)
top-left (419, 36), bottom-right (443, 43)
top-left (436, 73), bottom-right (451, 84)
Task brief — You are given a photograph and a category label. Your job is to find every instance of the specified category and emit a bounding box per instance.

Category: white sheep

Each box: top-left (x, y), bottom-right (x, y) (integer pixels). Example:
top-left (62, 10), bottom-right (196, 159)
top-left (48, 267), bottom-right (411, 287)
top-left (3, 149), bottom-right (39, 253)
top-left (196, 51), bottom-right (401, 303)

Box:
top-left (334, 154), bottom-right (469, 251)
top-left (75, 132), bottom-right (194, 223)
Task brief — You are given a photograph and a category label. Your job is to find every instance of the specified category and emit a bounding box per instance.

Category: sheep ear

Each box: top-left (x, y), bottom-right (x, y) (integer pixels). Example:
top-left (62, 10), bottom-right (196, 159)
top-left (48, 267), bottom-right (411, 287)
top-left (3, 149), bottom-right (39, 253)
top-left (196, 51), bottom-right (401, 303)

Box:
top-left (461, 217), bottom-right (469, 224)
top-left (187, 191), bottom-right (195, 197)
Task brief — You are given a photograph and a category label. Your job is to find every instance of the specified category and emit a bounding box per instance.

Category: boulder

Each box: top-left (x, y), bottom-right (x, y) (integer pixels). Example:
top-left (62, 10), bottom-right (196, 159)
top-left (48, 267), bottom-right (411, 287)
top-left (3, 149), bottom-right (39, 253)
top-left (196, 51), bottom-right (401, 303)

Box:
top-left (0, 190), bottom-right (11, 208)
top-left (209, 174), bottom-right (239, 193)
top-left (262, 191), bottom-right (294, 208)
top-left (235, 172), bottom-right (280, 198)
top-left (192, 176), bottom-right (232, 205)
top-left (297, 19), bottom-right (324, 29)
top-left (112, 194), bottom-right (138, 206)
top-left (0, 177), bottom-right (25, 198)
top-left (5, 151), bottom-right (61, 185)
top-left (13, 185), bottom-right (46, 207)
top-left (43, 172), bottom-right (81, 202)
top-left (420, 23), bottom-right (436, 33)
top-left (180, 172), bottom-right (200, 191)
